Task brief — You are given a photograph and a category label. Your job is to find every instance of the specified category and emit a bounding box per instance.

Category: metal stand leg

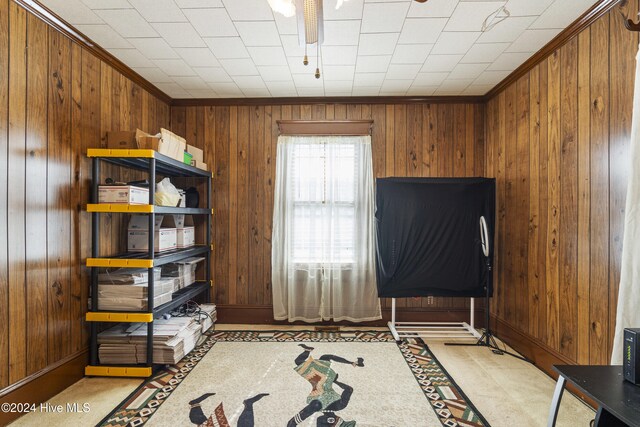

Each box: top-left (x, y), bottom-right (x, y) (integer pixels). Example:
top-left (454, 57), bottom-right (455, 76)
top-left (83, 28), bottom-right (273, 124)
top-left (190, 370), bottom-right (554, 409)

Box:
top-left (388, 298), bottom-right (400, 341)
top-left (547, 375), bottom-right (566, 427)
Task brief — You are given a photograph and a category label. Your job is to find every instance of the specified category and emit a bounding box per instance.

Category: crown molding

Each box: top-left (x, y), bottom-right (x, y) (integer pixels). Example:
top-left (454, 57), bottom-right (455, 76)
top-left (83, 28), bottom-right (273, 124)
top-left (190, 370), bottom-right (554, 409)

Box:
top-left (171, 95), bottom-right (484, 107)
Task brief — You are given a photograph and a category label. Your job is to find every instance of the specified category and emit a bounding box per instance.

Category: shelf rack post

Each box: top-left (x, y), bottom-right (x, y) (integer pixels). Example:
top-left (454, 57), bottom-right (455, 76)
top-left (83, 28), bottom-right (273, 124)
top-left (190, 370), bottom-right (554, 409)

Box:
top-left (146, 158), bottom-right (156, 367)
top-left (206, 172), bottom-right (212, 303)
top-left (90, 157), bottom-right (100, 366)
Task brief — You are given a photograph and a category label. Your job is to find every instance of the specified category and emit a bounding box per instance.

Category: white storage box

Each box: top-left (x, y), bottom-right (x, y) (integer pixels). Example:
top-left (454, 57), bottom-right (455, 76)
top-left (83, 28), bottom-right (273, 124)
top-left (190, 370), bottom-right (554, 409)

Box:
top-left (128, 229), bottom-right (177, 253)
top-left (98, 185), bottom-right (149, 205)
top-left (176, 226), bottom-right (195, 248)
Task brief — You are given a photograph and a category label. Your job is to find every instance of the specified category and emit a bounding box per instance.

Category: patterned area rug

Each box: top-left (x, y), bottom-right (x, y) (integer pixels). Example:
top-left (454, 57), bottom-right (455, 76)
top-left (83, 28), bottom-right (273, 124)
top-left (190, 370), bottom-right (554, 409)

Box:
top-left (99, 331), bottom-right (489, 427)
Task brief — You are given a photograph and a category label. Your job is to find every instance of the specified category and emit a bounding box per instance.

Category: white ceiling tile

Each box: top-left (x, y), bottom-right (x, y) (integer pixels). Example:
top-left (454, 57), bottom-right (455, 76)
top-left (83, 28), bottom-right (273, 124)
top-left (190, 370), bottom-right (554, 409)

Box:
top-left (187, 88), bottom-right (219, 97)
top-left (242, 87), bottom-right (270, 96)
top-left (172, 76), bottom-right (209, 89)
top-left (323, 20), bottom-right (361, 45)
top-left (461, 42), bottom-right (510, 63)
top-left (406, 85), bottom-right (438, 96)
top-left (45, 0), bottom-right (104, 25)
top-left (325, 90), bottom-right (354, 96)
top-left (210, 82), bottom-right (243, 96)
top-left (95, 9), bottom-right (157, 37)
top-left (236, 21), bottom-right (281, 46)
top-left (274, 13), bottom-right (298, 35)
top-left (155, 82), bottom-right (191, 97)
top-left (358, 33), bottom-right (399, 55)
top-left (324, 0), bottom-right (364, 20)
top-left (292, 74), bottom-right (324, 87)
top-left (184, 8), bottom-right (237, 37)
top-left (386, 64), bottom-right (421, 80)
top-left (281, 35), bottom-right (318, 57)
top-left (407, 0), bottom-right (457, 17)
top-left (421, 55), bottom-right (463, 72)
top-left (128, 0), bottom-right (187, 23)
top-left (204, 37), bottom-right (250, 58)
top-left (128, 38), bottom-right (179, 59)
top-left (296, 87), bottom-right (325, 96)
top-left (321, 46), bottom-right (358, 65)
top-left (448, 62), bottom-right (489, 80)
top-left (487, 52), bottom-right (531, 70)
top-left (434, 87), bottom-right (463, 95)
top-left (413, 72), bottom-right (449, 86)
top-left (361, 2), bottom-right (409, 33)
top-left (153, 58), bottom-right (196, 76)
top-left (219, 58), bottom-right (259, 76)
top-left (437, 78), bottom-right (473, 91)
top-left (288, 58), bottom-right (323, 74)
top-left (462, 84), bottom-right (494, 95)
top-left (233, 75), bottom-right (267, 88)
top-left (222, 0), bottom-right (274, 20)
top-left (355, 55), bottom-right (391, 73)
top-left (530, 0), bottom-right (598, 29)
top-left (381, 79), bottom-right (412, 91)
top-left (175, 0), bottom-right (224, 8)
top-left (259, 66), bottom-right (293, 81)
top-left (504, 0), bottom-right (554, 16)
top-left (108, 49), bottom-right (155, 67)
top-left (265, 80), bottom-right (296, 91)
top-left (431, 32), bottom-right (481, 55)
top-left (193, 67), bottom-right (233, 82)
top-left (473, 69), bottom-right (511, 85)
top-left (176, 48), bottom-right (220, 67)
top-left (477, 16), bottom-right (536, 43)
top-left (354, 72), bottom-right (386, 86)
top-left (75, 24), bottom-right (133, 48)
top-left (324, 80), bottom-right (353, 91)
top-left (81, 0), bottom-right (131, 9)
top-left (391, 44), bottom-right (433, 64)
top-left (152, 23), bottom-right (206, 47)
top-left (248, 47), bottom-right (288, 66)
top-left (322, 65), bottom-right (355, 80)
top-left (132, 67), bottom-right (173, 83)
top-left (444, 2), bottom-right (506, 32)
top-left (398, 18), bottom-right (448, 44)
top-left (506, 29), bottom-right (561, 52)
top-left (351, 86), bottom-right (380, 96)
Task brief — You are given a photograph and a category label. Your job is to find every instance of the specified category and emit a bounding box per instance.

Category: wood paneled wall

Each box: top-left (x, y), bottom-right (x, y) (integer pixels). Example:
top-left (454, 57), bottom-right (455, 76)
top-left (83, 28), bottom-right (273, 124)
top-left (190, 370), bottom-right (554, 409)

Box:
top-left (171, 103), bottom-right (485, 312)
top-left (485, 1), bottom-right (636, 365)
top-left (0, 0), bottom-right (170, 392)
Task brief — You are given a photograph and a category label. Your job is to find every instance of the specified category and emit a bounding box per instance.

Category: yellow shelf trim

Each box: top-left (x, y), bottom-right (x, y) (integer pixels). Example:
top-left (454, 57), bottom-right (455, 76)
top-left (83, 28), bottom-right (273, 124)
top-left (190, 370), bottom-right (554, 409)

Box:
top-left (87, 204), bottom-right (153, 213)
top-left (86, 312), bottom-right (153, 323)
top-left (86, 258), bottom-right (154, 268)
top-left (85, 366), bottom-right (152, 377)
top-left (87, 148), bottom-right (156, 158)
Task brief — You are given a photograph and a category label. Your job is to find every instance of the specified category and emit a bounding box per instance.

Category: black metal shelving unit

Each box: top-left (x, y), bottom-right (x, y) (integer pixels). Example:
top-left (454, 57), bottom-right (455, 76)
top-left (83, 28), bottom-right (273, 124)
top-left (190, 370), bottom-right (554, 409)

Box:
top-left (85, 149), bottom-right (212, 378)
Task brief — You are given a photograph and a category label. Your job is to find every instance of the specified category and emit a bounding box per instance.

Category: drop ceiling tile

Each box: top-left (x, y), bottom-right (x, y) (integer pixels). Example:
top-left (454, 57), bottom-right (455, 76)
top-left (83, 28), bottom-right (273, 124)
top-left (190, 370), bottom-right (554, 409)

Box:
top-left (95, 9), bottom-right (157, 37)
top-left (219, 58), bottom-right (259, 76)
top-left (462, 84), bottom-right (494, 95)
top-left (269, 88), bottom-right (298, 97)
top-left (504, 0), bottom-right (554, 16)
top-left (385, 64), bottom-right (421, 80)
top-left (128, 0), bottom-right (187, 23)
top-left (358, 33), bottom-right (399, 56)
top-left (354, 72), bottom-right (386, 86)
top-left (436, 79), bottom-right (474, 93)
top-left (233, 75), bottom-right (267, 88)
top-left (444, 2), bottom-right (506, 32)
top-left (530, 0), bottom-right (598, 29)
top-left (259, 66), bottom-right (293, 81)
top-left (152, 23), bottom-right (206, 47)
top-left (321, 46), bottom-right (358, 65)
top-left (325, 90), bottom-right (354, 96)
top-left (421, 55), bottom-right (462, 73)
top-left (473, 69), bottom-right (510, 85)
top-left (381, 79), bottom-right (412, 91)
top-left (236, 21), bottom-right (281, 46)
top-left (292, 73), bottom-right (324, 87)
top-left (355, 55), bottom-right (391, 73)
top-left (406, 85), bottom-right (438, 96)
top-left (75, 25), bottom-right (132, 49)
top-left (296, 87), bottom-right (325, 96)
top-left (361, 2), bottom-right (409, 33)
top-left (265, 80), bottom-right (296, 91)
top-left (391, 44), bottom-right (433, 64)
top-left (407, 0), bottom-right (457, 18)
top-left (128, 38), bottom-right (179, 59)
top-left (132, 67), bottom-right (173, 83)
top-left (487, 51), bottom-right (531, 70)
top-left (413, 72), bottom-right (449, 86)
top-left (325, 80), bottom-right (353, 91)
top-left (288, 58), bottom-right (323, 74)
top-left (448, 62), bottom-right (489, 80)
top-left (323, 20), bottom-right (361, 46)
top-left (193, 67), bottom-right (234, 83)
top-left (184, 8), bottom-right (237, 37)
top-left (242, 87), bottom-right (270, 97)
top-left (175, 0), bottom-right (224, 8)
top-left (176, 48), bottom-right (220, 67)
top-left (187, 88), bottom-right (219, 97)
top-left (476, 16), bottom-right (536, 43)
top-left (108, 49), bottom-right (155, 67)
top-left (434, 87), bottom-right (463, 95)
top-left (247, 47), bottom-right (288, 66)
top-left (460, 42), bottom-right (510, 63)
top-left (431, 32), bottom-right (481, 55)
top-left (281, 35), bottom-right (317, 57)
top-left (210, 82), bottom-right (243, 96)
top-left (81, 0), bottom-right (131, 9)
top-left (322, 65), bottom-right (355, 81)
top-left (172, 76), bottom-right (209, 89)
top-left (351, 86), bottom-right (380, 96)
top-left (153, 58), bottom-right (197, 76)
top-left (506, 28), bottom-right (561, 52)
top-left (324, 0), bottom-right (364, 20)
top-left (204, 37), bottom-right (250, 59)
top-left (378, 89), bottom-right (407, 96)
top-left (274, 13), bottom-right (298, 35)
top-left (222, 0), bottom-right (274, 20)
top-left (155, 82), bottom-right (191, 97)
top-left (46, 0), bottom-right (104, 25)
top-left (398, 18), bottom-right (448, 44)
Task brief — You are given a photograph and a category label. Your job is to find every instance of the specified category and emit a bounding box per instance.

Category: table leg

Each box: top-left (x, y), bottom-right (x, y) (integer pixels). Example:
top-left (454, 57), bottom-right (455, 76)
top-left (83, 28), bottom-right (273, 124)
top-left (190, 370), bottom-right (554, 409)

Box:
top-left (547, 375), bottom-right (567, 427)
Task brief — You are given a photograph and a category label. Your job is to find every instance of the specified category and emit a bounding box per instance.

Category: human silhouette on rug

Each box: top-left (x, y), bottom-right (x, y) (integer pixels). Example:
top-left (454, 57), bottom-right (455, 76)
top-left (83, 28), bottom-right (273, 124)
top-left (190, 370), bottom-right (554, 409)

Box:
top-left (188, 392), bottom-right (269, 427)
top-left (287, 343), bottom-right (362, 426)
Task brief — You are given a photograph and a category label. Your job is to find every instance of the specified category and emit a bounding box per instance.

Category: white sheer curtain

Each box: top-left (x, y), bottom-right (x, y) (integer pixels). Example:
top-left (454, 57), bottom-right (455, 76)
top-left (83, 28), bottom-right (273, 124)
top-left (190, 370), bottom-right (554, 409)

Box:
top-left (271, 135), bottom-right (381, 322)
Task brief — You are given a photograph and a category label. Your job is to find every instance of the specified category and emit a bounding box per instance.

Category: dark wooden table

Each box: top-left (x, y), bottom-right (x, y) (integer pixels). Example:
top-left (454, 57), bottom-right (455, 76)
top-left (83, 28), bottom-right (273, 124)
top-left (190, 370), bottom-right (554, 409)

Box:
top-left (548, 365), bottom-right (640, 427)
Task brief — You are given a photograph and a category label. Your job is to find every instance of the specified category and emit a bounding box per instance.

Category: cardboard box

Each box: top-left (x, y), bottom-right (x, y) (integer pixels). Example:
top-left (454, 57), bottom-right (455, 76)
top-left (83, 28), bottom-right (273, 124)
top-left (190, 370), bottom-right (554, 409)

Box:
top-left (98, 185), bottom-right (149, 205)
top-left (168, 214), bottom-right (192, 229)
top-left (107, 131), bottom-right (137, 149)
top-left (129, 214), bottom-right (164, 230)
top-left (135, 128), bottom-right (187, 162)
top-left (187, 144), bottom-right (204, 163)
top-left (176, 226), bottom-right (195, 248)
top-left (189, 159), bottom-right (208, 171)
top-left (127, 229), bottom-right (177, 253)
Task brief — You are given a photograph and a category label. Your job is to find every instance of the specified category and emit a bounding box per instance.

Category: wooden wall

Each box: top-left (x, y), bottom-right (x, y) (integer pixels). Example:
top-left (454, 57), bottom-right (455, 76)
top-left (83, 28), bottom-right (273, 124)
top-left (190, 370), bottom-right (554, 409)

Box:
top-left (171, 102), bottom-right (485, 314)
top-left (485, 1), bottom-right (636, 365)
top-left (0, 0), bottom-right (170, 393)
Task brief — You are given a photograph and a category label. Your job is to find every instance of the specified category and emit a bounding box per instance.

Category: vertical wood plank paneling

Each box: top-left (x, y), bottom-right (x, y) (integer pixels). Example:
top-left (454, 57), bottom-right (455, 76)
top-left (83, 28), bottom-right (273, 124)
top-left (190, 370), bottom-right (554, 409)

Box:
top-left (528, 65), bottom-right (541, 338)
top-left (236, 107), bottom-right (250, 305)
top-left (496, 92), bottom-right (506, 319)
top-left (249, 106), bottom-right (264, 304)
top-left (0, 0), bottom-right (8, 390)
top-left (504, 85), bottom-right (516, 325)
top-left (7, 2), bottom-right (27, 383)
top-left (215, 106), bottom-right (230, 305)
top-left (228, 106), bottom-right (238, 305)
top-left (538, 59), bottom-right (550, 345)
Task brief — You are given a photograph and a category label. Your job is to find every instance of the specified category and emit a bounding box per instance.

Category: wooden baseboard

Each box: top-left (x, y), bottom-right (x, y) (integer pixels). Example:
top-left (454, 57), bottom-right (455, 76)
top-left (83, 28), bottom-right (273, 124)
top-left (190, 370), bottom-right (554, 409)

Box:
top-left (216, 304), bottom-right (483, 326)
top-left (0, 350), bottom-right (88, 425)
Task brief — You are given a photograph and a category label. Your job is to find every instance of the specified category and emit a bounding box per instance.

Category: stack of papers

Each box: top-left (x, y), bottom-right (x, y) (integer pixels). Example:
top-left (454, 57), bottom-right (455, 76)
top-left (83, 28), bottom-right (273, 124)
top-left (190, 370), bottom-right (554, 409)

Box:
top-left (95, 268), bottom-right (173, 311)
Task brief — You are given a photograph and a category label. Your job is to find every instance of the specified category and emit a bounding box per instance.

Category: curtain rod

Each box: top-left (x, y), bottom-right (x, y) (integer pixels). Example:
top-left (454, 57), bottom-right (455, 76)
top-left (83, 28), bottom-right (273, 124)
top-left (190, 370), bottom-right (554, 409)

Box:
top-left (276, 120), bottom-right (374, 136)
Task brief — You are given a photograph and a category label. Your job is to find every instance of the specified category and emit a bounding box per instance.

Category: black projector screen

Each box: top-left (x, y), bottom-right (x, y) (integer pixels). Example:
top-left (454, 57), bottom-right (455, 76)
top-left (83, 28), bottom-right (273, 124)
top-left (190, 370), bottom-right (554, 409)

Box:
top-left (375, 177), bottom-right (495, 298)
